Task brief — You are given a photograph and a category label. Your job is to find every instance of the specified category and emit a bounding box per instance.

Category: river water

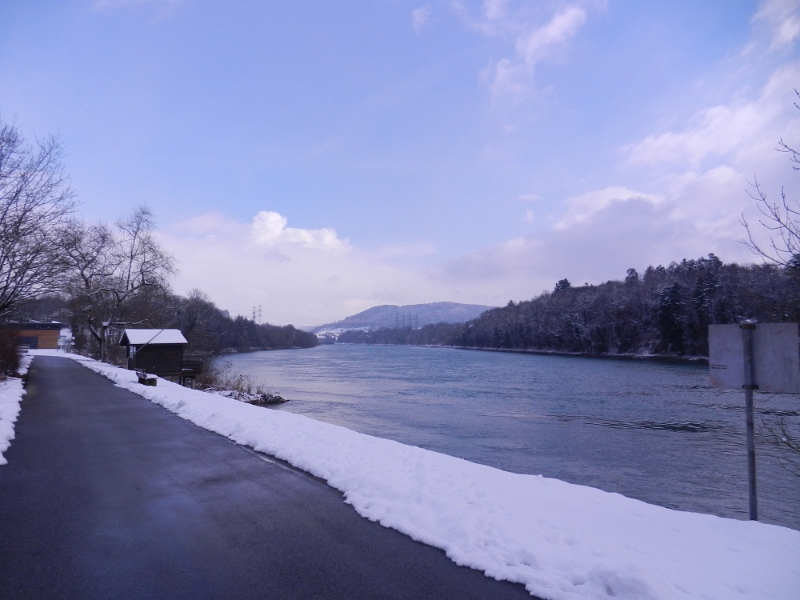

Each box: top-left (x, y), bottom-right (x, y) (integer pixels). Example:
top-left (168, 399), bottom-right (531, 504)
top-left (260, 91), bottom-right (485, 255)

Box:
top-left (219, 344), bottom-right (800, 530)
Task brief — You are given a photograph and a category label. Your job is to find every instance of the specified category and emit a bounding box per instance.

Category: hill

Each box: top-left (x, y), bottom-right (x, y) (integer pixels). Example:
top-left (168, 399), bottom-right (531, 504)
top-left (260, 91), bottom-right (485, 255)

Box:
top-left (313, 302), bottom-right (494, 334)
top-left (336, 254), bottom-right (800, 358)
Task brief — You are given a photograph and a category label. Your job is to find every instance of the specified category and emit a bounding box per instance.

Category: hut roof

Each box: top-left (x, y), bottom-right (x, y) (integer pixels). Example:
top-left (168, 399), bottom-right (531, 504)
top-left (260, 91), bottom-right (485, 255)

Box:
top-left (119, 329), bottom-right (188, 346)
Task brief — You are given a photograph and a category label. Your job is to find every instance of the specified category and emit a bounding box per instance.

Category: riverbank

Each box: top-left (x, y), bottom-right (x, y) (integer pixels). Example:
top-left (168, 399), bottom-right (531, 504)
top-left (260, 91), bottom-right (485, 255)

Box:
top-left (32, 349), bottom-right (800, 600)
top-left (336, 342), bottom-right (710, 366)
top-left (220, 344), bottom-right (799, 529)
top-left (453, 345), bottom-right (710, 365)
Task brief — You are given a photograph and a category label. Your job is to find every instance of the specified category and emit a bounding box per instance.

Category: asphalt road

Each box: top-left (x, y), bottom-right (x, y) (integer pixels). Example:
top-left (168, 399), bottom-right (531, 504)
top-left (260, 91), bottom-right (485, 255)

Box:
top-left (0, 356), bottom-right (535, 599)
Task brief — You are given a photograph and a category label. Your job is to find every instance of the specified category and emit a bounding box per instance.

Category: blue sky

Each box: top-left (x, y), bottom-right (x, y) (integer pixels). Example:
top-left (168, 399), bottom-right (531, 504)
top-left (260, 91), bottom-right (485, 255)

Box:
top-left (2, 1), bottom-right (800, 325)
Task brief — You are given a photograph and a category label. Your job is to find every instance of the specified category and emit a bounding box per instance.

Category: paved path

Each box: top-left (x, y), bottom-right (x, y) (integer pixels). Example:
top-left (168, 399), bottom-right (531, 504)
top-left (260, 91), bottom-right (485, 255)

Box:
top-left (0, 356), bottom-right (534, 599)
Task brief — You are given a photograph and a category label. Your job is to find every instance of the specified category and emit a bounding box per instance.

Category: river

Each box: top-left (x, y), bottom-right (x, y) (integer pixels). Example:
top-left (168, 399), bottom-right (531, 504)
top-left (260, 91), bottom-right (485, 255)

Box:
top-left (219, 344), bottom-right (800, 530)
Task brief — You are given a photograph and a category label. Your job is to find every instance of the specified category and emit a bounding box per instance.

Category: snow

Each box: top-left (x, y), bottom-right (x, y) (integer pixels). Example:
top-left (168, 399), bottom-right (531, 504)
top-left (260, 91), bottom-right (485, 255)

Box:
top-left (119, 329), bottom-right (188, 345)
top-left (0, 352), bottom-right (32, 466)
top-left (25, 351), bottom-right (800, 599)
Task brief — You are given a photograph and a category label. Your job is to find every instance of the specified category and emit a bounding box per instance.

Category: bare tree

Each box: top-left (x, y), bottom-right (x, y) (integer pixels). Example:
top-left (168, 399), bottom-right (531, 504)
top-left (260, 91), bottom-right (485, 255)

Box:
top-left (63, 219), bottom-right (115, 355)
top-left (65, 206), bottom-right (176, 361)
top-left (0, 119), bottom-right (76, 319)
top-left (742, 90), bottom-right (800, 270)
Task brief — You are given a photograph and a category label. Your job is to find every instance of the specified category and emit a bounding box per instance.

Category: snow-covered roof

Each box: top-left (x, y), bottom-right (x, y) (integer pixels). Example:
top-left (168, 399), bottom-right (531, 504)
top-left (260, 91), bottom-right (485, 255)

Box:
top-left (119, 329), bottom-right (188, 346)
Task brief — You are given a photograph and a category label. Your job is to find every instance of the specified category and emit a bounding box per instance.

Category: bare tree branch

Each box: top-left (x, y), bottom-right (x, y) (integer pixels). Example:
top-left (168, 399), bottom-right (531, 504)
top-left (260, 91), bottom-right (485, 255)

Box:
top-left (741, 177), bottom-right (800, 269)
top-left (0, 119), bottom-right (76, 319)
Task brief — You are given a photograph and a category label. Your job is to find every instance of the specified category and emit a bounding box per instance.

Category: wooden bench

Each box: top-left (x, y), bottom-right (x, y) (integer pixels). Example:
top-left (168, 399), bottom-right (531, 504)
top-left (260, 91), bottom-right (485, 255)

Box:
top-left (135, 369), bottom-right (158, 386)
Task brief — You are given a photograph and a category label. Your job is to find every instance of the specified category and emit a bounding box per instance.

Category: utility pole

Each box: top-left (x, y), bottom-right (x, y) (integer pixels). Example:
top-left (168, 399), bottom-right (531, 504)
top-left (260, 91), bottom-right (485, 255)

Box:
top-left (741, 322), bottom-right (758, 521)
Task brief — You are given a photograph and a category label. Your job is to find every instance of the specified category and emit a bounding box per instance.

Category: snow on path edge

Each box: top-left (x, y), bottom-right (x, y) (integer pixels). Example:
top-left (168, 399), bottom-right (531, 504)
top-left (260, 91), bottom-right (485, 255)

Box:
top-left (0, 353), bottom-right (32, 466)
top-left (31, 351), bottom-right (800, 600)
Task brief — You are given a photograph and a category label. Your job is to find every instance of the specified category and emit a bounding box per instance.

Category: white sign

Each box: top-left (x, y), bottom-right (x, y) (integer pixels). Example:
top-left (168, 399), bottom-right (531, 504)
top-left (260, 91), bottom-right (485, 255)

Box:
top-left (709, 323), bottom-right (800, 394)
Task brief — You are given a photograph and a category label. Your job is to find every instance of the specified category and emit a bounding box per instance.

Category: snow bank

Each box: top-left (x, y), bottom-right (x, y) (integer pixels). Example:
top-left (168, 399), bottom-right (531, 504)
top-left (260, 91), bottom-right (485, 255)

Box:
top-left (34, 351), bottom-right (800, 600)
top-left (0, 352), bottom-right (33, 466)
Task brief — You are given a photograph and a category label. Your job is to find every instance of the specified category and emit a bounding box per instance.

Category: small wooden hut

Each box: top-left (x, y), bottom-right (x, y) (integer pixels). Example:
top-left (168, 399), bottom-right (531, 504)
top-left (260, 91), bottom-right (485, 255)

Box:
top-left (119, 329), bottom-right (188, 380)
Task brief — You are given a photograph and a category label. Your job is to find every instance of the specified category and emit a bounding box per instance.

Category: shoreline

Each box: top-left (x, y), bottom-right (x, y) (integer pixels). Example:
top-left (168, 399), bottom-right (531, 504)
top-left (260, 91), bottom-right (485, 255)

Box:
top-left (334, 342), bottom-right (709, 366)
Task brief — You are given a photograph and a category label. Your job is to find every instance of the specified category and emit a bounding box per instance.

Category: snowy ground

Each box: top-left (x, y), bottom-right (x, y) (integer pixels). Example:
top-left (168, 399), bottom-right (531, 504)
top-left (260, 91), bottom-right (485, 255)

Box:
top-left (0, 352), bottom-right (32, 466)
top-left (14, 351), bottom-right (800, 600)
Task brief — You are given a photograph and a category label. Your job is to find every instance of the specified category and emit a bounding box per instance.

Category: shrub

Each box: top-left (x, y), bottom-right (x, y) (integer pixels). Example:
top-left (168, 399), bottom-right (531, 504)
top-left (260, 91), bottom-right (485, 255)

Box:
top-left (0, 329), bottom-right (20, 377)
top-left (196, 360), bottom-right (286, 405)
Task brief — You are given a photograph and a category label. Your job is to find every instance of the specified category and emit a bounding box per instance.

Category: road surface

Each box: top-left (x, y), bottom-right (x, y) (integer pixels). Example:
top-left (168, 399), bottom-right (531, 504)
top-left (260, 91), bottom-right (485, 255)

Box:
top-left (0, 356), bottom-right (535, 599)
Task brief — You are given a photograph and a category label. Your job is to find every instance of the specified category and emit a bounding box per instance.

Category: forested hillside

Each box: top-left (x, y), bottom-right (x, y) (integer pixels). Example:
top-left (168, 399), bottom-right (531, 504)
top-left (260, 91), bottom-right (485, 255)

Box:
top-left (176, 291), bottom-right (318, 355)
top-left (19, 289), bottom-right (318, 363)
top-left (337, 255), bottom-right (800, 358)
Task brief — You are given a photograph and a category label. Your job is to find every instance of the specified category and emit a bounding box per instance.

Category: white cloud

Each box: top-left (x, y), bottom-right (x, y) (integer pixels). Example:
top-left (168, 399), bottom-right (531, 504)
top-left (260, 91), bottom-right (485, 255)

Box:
top-left (554, 187), bottom-right (662, 230)
top-left (753, 0), bottom-right (800, 49)
top-left (444, 198), bottom-right (709, 291)
top-left (623, 64), bottom-right (800, 169)
top-left (411, 6), bottom-right (432, 34)
top-left (159, 211), bottom-right (474, 326)
top-left (489, 6), bottom-right (587, 99)
top-left (514, 6), bottom-right (586, 66)
top-left (457, 2), bottom-right (592, 100)
top-left (251, 211), bottom-right (346, 251)
top-left (158, 182), bottom-right (753, 327)
top-left (617, 61), bottom-right (800, 253)
top-left (437, 58), bottom-right (800, 298)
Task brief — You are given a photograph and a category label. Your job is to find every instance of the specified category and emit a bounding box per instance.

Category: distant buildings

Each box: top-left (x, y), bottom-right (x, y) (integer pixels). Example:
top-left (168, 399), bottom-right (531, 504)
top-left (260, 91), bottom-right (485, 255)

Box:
top-left (14, 322), bottom-right (65, 350)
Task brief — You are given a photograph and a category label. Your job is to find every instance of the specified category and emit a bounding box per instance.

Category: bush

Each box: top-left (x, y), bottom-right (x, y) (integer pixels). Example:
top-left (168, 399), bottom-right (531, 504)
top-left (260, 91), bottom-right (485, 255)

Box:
top-left (0, 329), bottom-right (20, 377)
top-left (196, 360), bottom-right (287, 405)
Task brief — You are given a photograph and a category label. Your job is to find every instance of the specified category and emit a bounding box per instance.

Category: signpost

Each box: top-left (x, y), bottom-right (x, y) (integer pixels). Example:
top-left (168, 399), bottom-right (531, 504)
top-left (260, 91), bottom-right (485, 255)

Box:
top-left (708, 322), bottom-right (800, 521)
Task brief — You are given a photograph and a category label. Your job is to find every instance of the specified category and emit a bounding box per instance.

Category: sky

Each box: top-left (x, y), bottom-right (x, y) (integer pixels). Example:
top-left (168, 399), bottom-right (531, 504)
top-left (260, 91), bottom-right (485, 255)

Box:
top-left (2, 0), bottom-right (800, 327)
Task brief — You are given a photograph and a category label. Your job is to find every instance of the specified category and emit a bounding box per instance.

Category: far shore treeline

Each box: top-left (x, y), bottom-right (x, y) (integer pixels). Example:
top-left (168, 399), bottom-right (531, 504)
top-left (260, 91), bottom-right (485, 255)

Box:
top-left (20, 290), bottom-right (318, 364)
top-left (337, 254), bottom-right (800, 359)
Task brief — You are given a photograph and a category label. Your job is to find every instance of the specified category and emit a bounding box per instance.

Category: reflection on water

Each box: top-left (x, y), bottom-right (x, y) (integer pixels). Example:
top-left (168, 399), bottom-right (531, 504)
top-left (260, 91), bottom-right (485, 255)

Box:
top-left (220, 344), bottom-right (800, 530)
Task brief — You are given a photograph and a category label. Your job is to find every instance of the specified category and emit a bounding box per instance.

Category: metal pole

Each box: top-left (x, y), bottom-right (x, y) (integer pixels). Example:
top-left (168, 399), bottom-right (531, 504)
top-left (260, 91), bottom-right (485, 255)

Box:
top-left (741, 322), bottom-right (758, 521)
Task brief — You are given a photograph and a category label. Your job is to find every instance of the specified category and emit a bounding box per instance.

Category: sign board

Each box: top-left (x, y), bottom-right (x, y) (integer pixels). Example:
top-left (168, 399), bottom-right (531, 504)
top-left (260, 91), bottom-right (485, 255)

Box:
top-left (709, 323), bottom-right (800, 394)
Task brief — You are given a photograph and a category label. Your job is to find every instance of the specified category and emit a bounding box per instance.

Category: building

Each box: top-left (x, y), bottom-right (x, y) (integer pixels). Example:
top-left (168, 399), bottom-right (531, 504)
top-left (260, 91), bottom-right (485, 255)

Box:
top-left (16, 322), bottom-right (64, 350)
top-left (119, 329), bottom-right (188, 380)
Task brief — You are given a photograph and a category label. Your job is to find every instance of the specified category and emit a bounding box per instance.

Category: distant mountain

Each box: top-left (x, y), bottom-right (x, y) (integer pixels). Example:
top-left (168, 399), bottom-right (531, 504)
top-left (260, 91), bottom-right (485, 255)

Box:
top-left (313, 302), bottom-right (494, 334)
